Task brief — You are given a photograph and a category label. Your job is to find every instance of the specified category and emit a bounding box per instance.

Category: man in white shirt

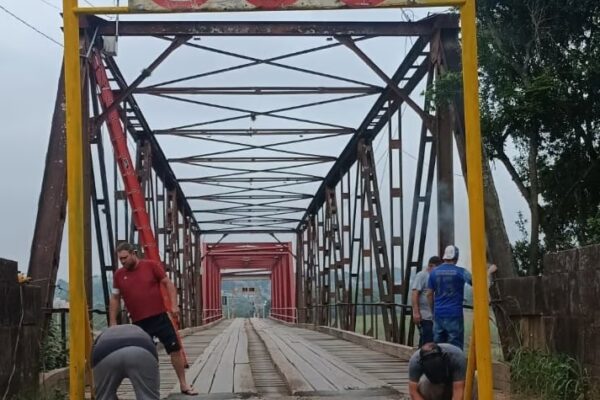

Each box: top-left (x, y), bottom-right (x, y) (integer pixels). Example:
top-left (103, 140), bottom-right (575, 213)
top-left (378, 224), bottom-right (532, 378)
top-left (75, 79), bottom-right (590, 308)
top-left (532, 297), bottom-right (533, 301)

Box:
top-left (412, 256), bottom-right (442, 346)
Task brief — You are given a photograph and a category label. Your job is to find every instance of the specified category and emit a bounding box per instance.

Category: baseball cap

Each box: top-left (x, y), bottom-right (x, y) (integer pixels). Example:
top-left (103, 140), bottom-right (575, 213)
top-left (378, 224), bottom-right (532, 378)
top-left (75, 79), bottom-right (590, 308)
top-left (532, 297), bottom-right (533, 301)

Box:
top-left (442, 245), bottom-right (459, 261)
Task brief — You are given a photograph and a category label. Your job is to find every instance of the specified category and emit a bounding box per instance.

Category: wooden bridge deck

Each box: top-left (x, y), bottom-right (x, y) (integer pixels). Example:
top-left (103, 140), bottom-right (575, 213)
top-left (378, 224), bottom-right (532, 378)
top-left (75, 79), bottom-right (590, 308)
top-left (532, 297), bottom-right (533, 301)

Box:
top-left (114, 320), bottom-right (233, 399)
top-left (117, 318), bottom-right (412, 399)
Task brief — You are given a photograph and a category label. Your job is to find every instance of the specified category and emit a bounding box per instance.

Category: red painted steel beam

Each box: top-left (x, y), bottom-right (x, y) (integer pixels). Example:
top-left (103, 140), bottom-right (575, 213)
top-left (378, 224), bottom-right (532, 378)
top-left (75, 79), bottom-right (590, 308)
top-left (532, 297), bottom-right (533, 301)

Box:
top-left (91, 51), bottom-right (160, 261)
top-left (202, 242), bottom-right (296, 322)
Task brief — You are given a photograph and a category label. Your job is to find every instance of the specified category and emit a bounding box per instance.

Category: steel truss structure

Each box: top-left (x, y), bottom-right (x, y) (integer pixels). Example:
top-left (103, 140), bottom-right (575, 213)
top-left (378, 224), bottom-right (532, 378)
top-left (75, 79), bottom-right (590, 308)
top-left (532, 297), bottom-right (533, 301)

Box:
top-left (54, 0), bottom-right (495, 397)
top-left (30, 13), bottom-right (463, 340)
top-left (289, 18), bottom-right (463, 345)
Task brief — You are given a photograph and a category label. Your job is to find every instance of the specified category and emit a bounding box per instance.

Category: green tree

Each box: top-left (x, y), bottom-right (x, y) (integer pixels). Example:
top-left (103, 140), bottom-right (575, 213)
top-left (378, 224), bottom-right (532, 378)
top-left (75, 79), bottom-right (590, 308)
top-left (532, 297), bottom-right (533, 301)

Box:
top-left (478, 0), bottom-right (600, 273)
top-left (40, 319), bottom-right (67, 371)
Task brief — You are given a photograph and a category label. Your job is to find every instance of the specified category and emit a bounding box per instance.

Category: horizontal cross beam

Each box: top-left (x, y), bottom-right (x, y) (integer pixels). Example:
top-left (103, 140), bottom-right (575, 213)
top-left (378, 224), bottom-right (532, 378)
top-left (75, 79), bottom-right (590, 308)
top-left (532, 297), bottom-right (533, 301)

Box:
top-left (189, 194), bottom-right (312, 200)
top-left (90, 16), bottom-right (458, 37)
top-left (202, 229), bottom-right (297, 234)
top-left (180, 177), bottom-right (321, 183)
top-left (132, 86), bottom-right (380, 95)
top-left (155, 128), bottom-right (354, 136)
top-left (170, 156), bottom-right (336, 163)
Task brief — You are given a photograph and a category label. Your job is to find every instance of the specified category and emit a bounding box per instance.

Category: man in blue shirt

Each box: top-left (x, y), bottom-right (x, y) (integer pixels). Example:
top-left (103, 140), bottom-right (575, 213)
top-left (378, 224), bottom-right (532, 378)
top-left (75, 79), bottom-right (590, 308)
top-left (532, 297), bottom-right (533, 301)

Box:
top-left (427, 245), bottom-right (472, 350)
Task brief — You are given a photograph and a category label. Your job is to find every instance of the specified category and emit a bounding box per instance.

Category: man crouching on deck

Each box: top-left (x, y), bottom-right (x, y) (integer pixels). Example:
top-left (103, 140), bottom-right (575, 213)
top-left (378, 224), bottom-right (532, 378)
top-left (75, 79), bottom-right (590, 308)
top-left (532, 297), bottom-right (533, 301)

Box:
top-left (109, 242), bottom-right (198, 396)
top-left (408, 342), bottom-right (467, 400)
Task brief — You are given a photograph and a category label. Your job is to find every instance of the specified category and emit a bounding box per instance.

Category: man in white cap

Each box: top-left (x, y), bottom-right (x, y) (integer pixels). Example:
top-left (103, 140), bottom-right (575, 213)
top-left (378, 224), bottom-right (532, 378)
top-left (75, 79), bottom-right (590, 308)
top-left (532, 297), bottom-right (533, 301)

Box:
top-left (427, 245), bottom-right (471, 350)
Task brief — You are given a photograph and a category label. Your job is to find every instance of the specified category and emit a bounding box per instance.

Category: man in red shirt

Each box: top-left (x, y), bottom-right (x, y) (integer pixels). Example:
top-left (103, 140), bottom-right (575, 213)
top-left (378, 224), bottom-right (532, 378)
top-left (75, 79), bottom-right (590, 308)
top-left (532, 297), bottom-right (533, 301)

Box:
top-left (109, 242), bottom-right (197, 396)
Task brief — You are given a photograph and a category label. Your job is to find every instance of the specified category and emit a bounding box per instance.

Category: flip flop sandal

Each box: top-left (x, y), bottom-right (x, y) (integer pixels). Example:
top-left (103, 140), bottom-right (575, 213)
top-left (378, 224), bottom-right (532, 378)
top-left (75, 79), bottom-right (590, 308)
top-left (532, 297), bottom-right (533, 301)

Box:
top-left (181, 386), bottom-right (198, 396)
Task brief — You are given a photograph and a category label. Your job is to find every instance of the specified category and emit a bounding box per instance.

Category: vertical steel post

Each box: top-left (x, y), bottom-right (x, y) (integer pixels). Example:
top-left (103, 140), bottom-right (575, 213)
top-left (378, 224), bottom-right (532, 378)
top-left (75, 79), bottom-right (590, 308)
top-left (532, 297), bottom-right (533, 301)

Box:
top-left (460, 0), bottom-right (494, 397)
top-left (296, 232), bottom-right (305, 322)
top-left (63, 0), bottom-right (86, 396)
top-left (433, 32), bottom-right (455, 253)
top-left (202, 243), bottom-right (209, 321)
top-left (193, 231), bottom-right (202, 325)
top-left (340, 173), bottom-right (352, 330)
top-left (28, 66), bottom-right (67, 328)
top-left (358, 140), bottom-right (398, 342)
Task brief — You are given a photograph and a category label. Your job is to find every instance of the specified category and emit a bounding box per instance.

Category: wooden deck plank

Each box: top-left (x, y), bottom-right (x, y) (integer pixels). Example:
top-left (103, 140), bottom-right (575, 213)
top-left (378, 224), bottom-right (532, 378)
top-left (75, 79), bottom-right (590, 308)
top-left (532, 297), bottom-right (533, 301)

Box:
top-left (184, 331), bottom-right (226, 391)
top-left (235, 321), bottom-right (250, 364)
top-left (210, 319), bottom-right (241, 393)
top-left (113, 319), bottom-right (230, 399)
top-left (294, 337), bottom-right (386, 389)
top-left (162, 318), bottom-right (257, 396)
top-left (193, 324), bottom-right (235, 393)
top-left (251, 318), bottom-right (394, 394)
top-left (280, 331), bottom-right (378, 379)
top-left (250, 318), bottom-right (313, 394)
top-left (266, 323), bottom-right (390, 391)
top-left (265, 329), bottom-right (337, 391)
top-left (286, 323), bottom-right (411, 394)
top-left (233, 363), bottom-right (256, 394)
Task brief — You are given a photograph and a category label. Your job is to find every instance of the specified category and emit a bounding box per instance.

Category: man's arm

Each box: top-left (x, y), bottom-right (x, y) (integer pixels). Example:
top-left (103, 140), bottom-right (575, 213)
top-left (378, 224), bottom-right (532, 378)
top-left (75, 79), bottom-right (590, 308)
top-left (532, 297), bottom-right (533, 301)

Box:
top-left (411, 290), bottom-right (421, 324)
top-left (109, 293), bottom-right (121, 326)
top-left (464, 269), bottom-right (473, 286)
top-left (427, 272), bottom-right (435, 311)
top-left (452, 381), bottom-right (465, 400)
top-left (161, 277), bottom-right (179, 316)
top-left (408, 381), bottom-right (425, 400)
top-left (427, 290), bottom-right (434, 311)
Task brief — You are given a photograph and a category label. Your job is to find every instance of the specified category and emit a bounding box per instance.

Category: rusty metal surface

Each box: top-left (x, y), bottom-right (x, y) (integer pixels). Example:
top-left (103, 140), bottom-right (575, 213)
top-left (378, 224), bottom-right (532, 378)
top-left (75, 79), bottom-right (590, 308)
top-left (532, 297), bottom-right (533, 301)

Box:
top-left (298, 34), bottom-right (432, 231)
top-left (358, 140), bottom-right (398, 342)
top-left (129, 0), bottom-right (452, 12)
top-left (95, 18), bottom-right (455, 237)
top-left (96, 36), bottom-right (190, 125)
top-left (102, 55), bottom-right (199, 228)
top-left (93, 15), bottom-right (458, 36)
top-left (27, 66), bottom-right (68, 316)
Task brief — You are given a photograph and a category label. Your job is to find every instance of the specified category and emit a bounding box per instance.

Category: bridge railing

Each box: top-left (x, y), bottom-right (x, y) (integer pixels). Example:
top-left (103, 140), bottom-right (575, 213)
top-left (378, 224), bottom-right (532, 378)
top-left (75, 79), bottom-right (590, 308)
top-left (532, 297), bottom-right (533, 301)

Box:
top-left (202, 308), bottom-right (223, 324)
top-left (44, 308), bottom-right (108, 351)
top-left (46, 307), bottom-right (227, 349)
top-left (269, 308), bottom-right (298, 323)
top-left (296, 303), bottom-right (417, 345)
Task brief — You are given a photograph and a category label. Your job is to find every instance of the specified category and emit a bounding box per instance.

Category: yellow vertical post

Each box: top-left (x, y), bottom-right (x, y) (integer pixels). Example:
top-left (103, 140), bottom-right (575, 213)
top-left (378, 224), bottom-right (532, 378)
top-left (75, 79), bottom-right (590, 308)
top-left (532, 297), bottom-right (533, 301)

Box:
top-left (465, 326), bottom-right (477, 400)
top-left (460, 0), bottom-right (494, 399)
top-left (85, 308), bottom-right (95, 398)
top-left (63, 0), bottom-right (87, 398)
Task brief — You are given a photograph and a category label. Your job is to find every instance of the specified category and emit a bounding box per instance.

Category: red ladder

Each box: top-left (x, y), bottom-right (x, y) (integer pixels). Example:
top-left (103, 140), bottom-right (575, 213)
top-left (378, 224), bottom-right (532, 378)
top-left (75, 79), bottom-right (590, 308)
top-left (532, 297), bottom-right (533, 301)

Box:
top-left (91, 49), bottom-right (188, 366)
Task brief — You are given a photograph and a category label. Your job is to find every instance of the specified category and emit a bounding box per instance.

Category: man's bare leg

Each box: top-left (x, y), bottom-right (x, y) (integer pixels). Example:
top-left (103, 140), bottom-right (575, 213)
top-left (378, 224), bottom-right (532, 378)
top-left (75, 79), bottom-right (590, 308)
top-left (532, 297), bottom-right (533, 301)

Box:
top-left (170, 350), bottom-right (197, 394)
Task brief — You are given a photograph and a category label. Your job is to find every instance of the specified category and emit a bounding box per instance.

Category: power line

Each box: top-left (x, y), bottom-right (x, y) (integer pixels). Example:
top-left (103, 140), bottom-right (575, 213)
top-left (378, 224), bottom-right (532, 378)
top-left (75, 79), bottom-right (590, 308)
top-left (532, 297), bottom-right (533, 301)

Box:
top-left (38, 0), bottom-right (116, 20)
top-left (82, 0), bottom-right (116, 19)
top-left (38, 0), bottom-right (60, 11)
top-left (0, 3), bottom-right (63, 47)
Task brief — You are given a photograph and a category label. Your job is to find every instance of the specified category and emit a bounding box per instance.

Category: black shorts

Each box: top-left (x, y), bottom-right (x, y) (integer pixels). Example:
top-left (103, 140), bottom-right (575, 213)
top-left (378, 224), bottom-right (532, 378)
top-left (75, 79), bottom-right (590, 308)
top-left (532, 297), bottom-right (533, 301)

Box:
top-left (134, 313), bottom-right (181, 354)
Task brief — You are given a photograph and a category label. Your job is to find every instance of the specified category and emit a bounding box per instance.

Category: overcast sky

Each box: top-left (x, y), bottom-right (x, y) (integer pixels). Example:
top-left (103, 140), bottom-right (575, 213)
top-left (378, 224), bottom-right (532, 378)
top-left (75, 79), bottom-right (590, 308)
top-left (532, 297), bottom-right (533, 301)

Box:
top-left (0, 1), bottom-right (528, 282)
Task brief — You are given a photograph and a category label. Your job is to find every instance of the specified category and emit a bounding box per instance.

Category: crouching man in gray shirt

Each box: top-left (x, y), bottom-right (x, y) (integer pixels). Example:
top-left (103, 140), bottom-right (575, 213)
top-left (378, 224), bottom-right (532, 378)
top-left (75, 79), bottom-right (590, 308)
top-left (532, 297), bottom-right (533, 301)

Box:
top-left (92, 324), bottom-right (160, 399)
top-left (408, 342), bottom-right (467, 400)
